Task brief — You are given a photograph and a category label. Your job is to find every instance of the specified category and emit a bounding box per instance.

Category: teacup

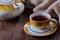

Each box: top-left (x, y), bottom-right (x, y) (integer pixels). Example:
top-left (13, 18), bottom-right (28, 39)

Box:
top-left (30, 12), bottom-right (57, 29)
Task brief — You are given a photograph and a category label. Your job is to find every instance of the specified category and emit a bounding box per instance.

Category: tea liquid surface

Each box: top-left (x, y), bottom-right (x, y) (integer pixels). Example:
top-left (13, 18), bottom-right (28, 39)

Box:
top-left (32, 16), bottom-right (48, 21)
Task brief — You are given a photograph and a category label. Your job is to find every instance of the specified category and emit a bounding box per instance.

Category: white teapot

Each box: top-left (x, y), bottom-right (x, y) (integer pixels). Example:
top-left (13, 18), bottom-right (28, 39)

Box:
top-left (0, 0), bottom-right (24, 20)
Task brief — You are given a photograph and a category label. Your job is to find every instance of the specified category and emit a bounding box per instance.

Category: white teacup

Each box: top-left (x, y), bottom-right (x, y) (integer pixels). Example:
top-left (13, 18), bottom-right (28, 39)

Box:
top-left (29, 12), bottom-right (57, 33)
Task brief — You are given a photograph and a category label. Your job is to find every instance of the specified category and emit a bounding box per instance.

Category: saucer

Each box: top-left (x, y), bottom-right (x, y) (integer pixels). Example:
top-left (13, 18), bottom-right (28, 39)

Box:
top-left (24, 21), bottom-right (57, 36)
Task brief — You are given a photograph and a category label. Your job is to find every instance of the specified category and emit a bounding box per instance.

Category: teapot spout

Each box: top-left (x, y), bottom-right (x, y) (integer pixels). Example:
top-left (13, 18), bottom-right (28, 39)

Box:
top-left (13, 2), bottom-right (22, 9)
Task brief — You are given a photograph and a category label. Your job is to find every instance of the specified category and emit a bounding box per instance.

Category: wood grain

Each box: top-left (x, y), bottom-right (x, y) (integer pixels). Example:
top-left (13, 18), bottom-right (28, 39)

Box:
top-left (0, 21), bottom-right (15, 40)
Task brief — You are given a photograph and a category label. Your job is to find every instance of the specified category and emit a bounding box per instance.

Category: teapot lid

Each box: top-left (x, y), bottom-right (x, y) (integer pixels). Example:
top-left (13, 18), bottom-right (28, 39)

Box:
top-left (0, 0), bottom-right (21, 4)
top-left (0, 0), bottom-right (15, 4)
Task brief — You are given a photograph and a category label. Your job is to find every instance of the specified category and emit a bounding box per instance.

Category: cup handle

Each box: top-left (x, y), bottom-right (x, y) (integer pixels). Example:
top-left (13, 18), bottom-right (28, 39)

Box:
top-left (50, 18), bottom-right (57, 27)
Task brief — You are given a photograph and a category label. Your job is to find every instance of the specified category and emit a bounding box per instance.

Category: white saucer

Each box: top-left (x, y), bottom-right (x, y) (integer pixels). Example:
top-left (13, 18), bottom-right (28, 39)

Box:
top-left (24, 21), bottom-right (57, 36)
top-left (28, 25), bottom-right (53, 34)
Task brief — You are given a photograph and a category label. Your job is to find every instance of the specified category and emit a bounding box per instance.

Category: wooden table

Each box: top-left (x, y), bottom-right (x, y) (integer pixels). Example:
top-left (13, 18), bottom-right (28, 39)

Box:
top-left (0, 8), bottom-right (59, 40)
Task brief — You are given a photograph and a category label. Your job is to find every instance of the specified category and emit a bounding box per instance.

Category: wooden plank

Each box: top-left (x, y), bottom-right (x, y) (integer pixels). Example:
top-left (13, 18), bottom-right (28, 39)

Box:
top-left (11, 8), bottom-right (33, 40)
top-left (11, 15), bottom-right (26, 40)
top-left (0, 21), bottom-right (15, 40)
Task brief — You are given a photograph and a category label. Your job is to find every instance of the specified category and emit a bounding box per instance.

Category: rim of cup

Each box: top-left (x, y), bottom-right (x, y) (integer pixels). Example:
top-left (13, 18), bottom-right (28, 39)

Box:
top-left (30, 12), bottom-right (51, 22)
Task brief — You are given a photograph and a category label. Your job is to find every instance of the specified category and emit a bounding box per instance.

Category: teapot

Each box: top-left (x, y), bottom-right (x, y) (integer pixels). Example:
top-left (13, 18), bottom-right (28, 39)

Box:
top-left (0, 0), bottom-right (24, 20)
